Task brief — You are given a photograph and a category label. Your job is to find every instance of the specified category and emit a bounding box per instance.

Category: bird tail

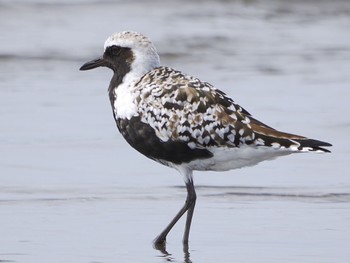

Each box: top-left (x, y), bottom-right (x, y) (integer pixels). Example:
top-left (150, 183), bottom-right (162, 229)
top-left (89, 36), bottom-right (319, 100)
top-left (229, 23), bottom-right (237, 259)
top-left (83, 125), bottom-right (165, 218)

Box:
top-left (249, 119), bottom-right (332, 153)
top-left (253, 131), bottom-right (332, 153)
top-left (292, 138), bottom-right (332, 153)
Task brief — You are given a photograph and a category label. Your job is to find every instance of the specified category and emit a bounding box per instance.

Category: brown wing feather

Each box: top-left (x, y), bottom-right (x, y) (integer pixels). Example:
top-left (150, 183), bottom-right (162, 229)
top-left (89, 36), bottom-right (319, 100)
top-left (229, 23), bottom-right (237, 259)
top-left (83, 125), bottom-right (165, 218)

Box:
top-left (138, 66), bottom-right (332, 152)
top-left (249, 115), bottom-right (331, 152)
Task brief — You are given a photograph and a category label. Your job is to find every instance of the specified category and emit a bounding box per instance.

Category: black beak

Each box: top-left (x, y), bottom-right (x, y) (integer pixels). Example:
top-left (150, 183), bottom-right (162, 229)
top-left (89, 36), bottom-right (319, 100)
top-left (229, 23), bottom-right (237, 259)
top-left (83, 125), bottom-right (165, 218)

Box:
top-left (80, 57), bottom-right (107, 71)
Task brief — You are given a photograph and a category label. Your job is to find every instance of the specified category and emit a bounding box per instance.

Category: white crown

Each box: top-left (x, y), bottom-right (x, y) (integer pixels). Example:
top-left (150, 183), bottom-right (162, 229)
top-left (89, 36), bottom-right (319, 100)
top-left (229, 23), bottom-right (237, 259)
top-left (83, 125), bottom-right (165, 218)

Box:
top-left (104, 31), bottom-right (160, 76)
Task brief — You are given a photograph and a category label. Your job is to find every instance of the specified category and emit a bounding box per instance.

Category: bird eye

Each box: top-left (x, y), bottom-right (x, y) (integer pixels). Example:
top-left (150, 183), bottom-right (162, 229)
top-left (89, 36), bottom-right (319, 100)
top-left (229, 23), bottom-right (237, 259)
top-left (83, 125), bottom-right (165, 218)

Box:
top-left (110, 45), bottom-right (122, 56)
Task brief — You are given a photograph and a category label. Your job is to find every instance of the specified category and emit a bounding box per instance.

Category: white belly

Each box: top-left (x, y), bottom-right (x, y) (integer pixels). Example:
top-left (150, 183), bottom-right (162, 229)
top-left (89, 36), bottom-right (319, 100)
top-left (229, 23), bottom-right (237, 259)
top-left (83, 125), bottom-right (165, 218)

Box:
top-left (185, 145), bottom-right (297, 172)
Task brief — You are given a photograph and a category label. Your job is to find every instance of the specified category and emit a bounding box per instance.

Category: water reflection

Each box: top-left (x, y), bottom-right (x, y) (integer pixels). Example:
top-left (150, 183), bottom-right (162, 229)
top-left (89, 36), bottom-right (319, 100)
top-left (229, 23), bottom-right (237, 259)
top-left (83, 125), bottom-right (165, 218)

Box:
top-left (155, 243), bottom-right (193, 263)
top-left (183, 244), bottom-right (192, 263)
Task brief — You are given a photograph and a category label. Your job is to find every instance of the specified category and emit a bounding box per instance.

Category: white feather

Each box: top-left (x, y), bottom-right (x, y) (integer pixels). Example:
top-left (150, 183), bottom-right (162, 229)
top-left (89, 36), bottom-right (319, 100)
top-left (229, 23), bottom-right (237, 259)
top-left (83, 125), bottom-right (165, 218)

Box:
top-left (104, 31), bottom-right (160, 76)
top-left (107, 31), bottom-right (161, 120)
top-left (113, 73), bottom-right (139, 119)
top-left (184, 145), bottom-right (297, 171)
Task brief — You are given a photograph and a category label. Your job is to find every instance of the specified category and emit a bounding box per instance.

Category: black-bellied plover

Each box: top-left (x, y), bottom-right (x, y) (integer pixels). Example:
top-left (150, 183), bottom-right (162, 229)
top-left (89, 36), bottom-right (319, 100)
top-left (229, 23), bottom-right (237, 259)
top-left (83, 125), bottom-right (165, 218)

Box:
top-left (80, 31), bottom-right (332, 247)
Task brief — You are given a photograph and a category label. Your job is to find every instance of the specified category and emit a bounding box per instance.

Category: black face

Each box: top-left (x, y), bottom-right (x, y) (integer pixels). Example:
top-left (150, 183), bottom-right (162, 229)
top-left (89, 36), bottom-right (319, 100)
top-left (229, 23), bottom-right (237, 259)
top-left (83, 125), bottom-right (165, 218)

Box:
top-left (80, 45), bottom-right (134, 75)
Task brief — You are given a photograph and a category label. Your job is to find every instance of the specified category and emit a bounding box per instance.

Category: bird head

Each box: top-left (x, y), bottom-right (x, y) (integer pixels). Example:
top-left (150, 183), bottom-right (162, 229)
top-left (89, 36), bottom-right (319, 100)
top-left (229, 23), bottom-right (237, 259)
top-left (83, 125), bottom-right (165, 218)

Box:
top-left (80, 31), bottom-right (160, 79)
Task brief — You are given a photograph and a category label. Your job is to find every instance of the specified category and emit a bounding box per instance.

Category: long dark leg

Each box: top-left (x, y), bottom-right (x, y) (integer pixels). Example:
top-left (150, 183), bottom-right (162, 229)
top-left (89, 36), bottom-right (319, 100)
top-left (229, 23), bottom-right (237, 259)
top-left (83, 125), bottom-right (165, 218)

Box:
top-left (153, 177), bottom-right (196, 247)
top-left (182, 180), bottom-right (196, 244)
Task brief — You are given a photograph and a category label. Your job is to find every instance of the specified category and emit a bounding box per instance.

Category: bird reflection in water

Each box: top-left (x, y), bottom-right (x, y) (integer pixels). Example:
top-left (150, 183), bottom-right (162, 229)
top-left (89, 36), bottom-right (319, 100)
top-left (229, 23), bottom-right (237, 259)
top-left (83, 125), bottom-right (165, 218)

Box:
top-left (155, 242), bottom-right (193, 263)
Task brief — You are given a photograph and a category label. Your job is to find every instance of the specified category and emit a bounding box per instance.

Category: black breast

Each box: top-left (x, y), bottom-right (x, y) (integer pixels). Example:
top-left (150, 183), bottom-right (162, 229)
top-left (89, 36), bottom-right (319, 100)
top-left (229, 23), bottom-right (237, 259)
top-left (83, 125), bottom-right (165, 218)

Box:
top-left (116, 116), bottom-right (213, 165)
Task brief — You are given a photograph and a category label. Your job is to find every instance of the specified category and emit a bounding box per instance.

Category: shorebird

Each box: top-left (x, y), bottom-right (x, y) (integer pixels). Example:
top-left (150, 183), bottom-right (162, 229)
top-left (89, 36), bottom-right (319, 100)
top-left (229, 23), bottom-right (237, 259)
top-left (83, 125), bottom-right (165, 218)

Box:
top-left (80, 31), bottom-right (332, 247)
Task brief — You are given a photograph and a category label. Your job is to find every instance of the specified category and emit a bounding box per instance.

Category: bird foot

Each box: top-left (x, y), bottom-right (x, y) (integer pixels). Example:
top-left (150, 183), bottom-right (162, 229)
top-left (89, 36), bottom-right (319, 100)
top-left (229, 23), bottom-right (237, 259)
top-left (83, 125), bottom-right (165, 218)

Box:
top-left (153, 235), bottom-right (167, 250)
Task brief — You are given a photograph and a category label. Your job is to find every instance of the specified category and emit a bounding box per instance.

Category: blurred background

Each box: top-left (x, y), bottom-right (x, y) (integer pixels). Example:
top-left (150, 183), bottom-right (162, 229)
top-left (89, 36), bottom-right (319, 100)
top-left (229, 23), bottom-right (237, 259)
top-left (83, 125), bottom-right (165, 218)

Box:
top-left (1, 0), bottom-right (350, 262)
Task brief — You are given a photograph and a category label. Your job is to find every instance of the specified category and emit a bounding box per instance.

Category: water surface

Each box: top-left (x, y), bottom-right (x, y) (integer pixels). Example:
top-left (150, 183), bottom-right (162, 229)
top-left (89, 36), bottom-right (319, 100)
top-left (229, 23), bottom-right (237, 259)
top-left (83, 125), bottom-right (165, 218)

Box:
top-left (1, 0), bottom-right (350, 262)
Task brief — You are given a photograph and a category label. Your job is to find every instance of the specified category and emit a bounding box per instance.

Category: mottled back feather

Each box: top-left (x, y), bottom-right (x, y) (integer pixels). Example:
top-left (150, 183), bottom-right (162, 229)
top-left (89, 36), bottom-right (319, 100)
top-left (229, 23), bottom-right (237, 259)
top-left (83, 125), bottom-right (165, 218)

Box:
top-left (132, 66), bottom-right (331, 153)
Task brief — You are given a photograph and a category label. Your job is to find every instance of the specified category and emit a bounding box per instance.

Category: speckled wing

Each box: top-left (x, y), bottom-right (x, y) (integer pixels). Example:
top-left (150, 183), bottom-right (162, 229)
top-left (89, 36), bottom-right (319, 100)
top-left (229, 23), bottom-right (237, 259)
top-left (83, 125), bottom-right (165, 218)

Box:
top-left (135, 66), bottom-right (255, 149)
top-left (136, 66), bottom-right (331, 153)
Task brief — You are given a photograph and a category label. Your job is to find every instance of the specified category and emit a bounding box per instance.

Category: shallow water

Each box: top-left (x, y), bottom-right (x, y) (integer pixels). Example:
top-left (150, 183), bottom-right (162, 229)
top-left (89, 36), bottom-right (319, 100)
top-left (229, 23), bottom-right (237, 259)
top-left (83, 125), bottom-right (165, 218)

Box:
top-left (1, 0), bottom-right (350, 262)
